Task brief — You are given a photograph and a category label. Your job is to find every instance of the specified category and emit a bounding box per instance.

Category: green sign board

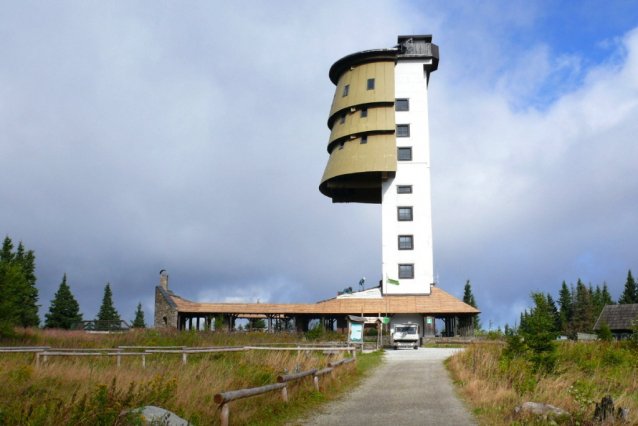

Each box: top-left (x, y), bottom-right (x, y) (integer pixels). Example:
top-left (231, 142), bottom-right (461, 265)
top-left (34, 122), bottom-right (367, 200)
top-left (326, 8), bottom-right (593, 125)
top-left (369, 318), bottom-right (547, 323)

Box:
top-left (349, 323), bottom-right (363, 343)
top-left (382, 317), bottom-right (390, 324)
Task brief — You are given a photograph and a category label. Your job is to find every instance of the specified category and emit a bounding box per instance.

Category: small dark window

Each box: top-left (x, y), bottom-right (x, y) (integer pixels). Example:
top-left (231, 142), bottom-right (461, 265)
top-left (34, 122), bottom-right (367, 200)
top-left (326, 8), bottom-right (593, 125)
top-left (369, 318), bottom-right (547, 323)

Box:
top-left (360, 135), bottom-right (368, 144)
top-left (339, 141), bottom-right (345, 150)
top-left (340, 115), bottom-right (346, 124)
top-left (398, 207), bottom-right (413, 221)
top-left (397, 185), bottom-right (412, 194)
top-left (399, 235), bottom-right (413, 250)
top-left (398, 147), bottom-right (412, 161)
top-left (399, 264), bottom-right (414, 279)
top-left (342, 84), bottom-right (349, 97)
top-left (361, 108), bottom-right (368, 118)
top-left (396, 99), bottom-right (409, 111)
top-left (367, 78), bottom-right (375, 90)
top-left (397, 124), bottom-right (410, 137)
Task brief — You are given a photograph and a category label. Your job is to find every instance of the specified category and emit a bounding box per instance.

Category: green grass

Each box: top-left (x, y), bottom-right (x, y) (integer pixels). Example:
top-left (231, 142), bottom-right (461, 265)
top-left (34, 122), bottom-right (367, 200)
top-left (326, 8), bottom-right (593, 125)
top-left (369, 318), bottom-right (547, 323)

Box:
top-left (0, 328), bottom-right (383, 425)
top-left (446, 341), bottom-right (638, 425)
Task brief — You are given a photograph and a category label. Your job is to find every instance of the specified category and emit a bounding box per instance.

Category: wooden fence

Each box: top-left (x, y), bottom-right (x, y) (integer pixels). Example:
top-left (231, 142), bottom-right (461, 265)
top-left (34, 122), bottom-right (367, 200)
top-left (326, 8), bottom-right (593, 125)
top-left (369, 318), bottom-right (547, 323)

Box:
top-left (1, 344), bottom-right (357, 369)
top-left (214, 358), bottom-right (356, 426)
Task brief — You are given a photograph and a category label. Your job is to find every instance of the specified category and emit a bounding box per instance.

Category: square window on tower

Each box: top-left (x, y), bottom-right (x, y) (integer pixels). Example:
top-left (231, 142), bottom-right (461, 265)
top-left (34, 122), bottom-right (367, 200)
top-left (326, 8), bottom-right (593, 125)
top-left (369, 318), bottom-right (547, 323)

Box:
top-left (397, 147), bottom-right (412, 161)
top-left (361, 108), bottom-right (368, 118)
top-left (397, 185), bottom-right (412, 194)
top-left (398, 207), bottom-right (413, 221)
top-left (360, 135), bottom-right (368, 144)
top-left (396, 124), bottom-right (410, 137)
top-left (340, 115), bottom-right (346, 124)
top-left (396, 99), bottom-right (409, 111)
top-left (367, 78), bottom-right (375, 90)
top-left (398, 235), bottom-right (414, 250)
top-left (343, 84), bottom-right (350, 97)
top-left (399, 264), bottom-right (414, 279)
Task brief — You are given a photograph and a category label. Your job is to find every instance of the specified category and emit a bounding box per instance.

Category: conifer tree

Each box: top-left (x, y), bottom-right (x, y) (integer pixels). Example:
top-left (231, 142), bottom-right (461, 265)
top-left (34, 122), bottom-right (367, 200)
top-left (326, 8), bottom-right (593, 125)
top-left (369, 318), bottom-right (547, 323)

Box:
top-left (14, 242), bottom-right (40, 327)
top-left (601, 282), bottom-right (615, 306)
top-left (618, 270), bottom-right (637, 304)
top-left (131, 302), bottom-right (145, 328)
top-left (557, 281), bottom-right (572, 333)
top-left (572, 279), bottom-right (595, 333)
top-left (0, 236), bottom-right (40, 330)
top-left (96, 283), bottom-right (120, 321)
top-left (0, 262), bottom-right (27, 336)
top-left (462, 280), bottom-right (481, 330)
top-left (44, 274), bottom-right (83, 329)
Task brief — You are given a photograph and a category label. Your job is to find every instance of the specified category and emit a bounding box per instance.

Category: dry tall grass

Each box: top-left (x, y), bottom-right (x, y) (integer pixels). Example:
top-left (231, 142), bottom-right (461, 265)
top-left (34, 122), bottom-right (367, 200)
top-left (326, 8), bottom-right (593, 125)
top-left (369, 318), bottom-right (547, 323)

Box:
top-left (446, 341), bottom-right (638, 425)
top-left (0, 328), bottom-right (364, 425)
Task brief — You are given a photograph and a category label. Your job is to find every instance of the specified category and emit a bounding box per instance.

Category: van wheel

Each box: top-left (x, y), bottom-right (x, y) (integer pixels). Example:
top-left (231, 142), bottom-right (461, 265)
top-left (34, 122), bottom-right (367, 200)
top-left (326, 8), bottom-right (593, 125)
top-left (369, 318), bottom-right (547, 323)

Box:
top-left (394, 346), bottom-right (398, 350)
top-left (413, 346), bottom-right (418, 350)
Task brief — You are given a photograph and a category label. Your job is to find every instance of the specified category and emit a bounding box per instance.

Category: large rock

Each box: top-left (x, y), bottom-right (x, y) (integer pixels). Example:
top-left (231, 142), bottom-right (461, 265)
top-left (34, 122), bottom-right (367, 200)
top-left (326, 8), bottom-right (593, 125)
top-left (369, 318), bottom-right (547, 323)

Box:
top-left (515, 402), bottom-right (571, 421)
top-left (130, 406), bottom-right (192, 426)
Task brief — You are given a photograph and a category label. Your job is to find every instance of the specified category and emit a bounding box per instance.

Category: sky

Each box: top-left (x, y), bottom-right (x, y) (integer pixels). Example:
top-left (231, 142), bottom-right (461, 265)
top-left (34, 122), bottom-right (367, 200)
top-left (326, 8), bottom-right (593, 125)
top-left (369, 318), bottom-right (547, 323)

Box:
top-left (1, 1), bottom-right (638, 329)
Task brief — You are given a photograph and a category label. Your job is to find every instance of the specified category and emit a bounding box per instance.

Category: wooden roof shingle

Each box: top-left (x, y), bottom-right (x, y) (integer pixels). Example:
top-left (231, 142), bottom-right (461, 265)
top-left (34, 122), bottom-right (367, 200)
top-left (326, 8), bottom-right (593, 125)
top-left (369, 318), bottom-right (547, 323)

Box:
top-left (594, 304), bottom-right (638, 331)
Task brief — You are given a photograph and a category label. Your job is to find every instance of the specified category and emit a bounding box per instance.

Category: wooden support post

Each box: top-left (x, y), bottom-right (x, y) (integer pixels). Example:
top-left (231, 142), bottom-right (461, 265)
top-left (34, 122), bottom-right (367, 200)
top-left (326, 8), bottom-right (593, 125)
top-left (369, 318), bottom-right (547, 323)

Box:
top-left (313, 375), bottom-right (319, 391)
top-left (220, 403), bottom-right (229, 426)
top-left (182, 351), bottom-right (187, 365)
top-left (35, 352), bottom-right (40, 367)
top-left (196, 317), bottom-right (200, 330)
top-left (142, 354), bottom-right (146, 369)
top-left (117, 353), bottom-right (121, 367)
top-left (281, 385), bottom-right (288, 403)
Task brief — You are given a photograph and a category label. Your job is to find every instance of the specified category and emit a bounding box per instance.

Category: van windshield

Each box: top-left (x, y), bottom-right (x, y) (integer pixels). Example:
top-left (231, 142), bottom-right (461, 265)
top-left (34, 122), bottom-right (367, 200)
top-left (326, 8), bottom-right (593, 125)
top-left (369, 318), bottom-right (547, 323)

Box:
top-left (396, 326), bottom-right (416, 333)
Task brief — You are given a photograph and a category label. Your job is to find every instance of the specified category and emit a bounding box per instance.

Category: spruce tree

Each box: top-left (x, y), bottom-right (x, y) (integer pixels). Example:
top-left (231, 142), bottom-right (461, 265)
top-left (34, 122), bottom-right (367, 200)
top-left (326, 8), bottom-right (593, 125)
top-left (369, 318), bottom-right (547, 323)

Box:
top-left (462, 280), bottom-right (481, 330)
top-left (97, 283), bottom-right (120, 322)
top-left (44, 274), bottom-right (83, 329)
top-left (131, 302), bottom-right (145, 328)
top-left (618, 270), bottom-right (637, 304)
top-left (0, 236), bottom-right (39, 330)
top-left (557, 281), bottom-right (572, 333)
top-left (601, 282), bottom-right (615, 306)
top-left (0, 262), bottom-right (27, 336)
top-left (572, 279), bottom-right (595, 333)
top-left (14, 242), bottom-right (40, 327)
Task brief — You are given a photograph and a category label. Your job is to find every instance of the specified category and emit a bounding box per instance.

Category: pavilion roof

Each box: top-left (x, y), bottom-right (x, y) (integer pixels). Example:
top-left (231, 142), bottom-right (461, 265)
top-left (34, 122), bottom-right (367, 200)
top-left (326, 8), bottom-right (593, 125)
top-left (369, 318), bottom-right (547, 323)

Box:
top-left (167, 286), bottom-right (480, 316)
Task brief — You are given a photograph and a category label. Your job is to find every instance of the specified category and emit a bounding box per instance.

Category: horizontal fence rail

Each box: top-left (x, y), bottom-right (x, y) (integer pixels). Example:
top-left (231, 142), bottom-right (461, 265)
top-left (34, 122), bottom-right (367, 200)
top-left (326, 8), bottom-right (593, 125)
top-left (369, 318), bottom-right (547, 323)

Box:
top-left (1, 343), bottom-right (357, 369)
top-left (36, 351), bottom-right (148, 367)
top-left (214, 356), bottom-right (356, 426)
top-left (214, 383), bottom-right (288, 426)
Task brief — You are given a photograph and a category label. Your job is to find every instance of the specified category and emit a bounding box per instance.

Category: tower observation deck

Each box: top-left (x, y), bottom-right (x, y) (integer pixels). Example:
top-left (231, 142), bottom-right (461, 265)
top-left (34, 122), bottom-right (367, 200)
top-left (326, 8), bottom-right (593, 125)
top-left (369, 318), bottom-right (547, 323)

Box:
top-left (320, 35), bottom-right (439, 296)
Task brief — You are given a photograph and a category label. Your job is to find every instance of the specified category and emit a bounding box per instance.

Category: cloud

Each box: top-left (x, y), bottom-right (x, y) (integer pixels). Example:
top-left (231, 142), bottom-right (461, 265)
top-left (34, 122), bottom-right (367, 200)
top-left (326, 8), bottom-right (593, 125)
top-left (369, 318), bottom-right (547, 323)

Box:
top-left (1, 1), bottom-right (637, 329)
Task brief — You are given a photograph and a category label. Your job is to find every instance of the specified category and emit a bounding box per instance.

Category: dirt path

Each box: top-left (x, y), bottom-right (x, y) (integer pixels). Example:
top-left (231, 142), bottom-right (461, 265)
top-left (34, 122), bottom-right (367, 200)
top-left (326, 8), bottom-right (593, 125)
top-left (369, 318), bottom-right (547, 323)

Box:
top-left (290, 348), bottom-right (476, 426)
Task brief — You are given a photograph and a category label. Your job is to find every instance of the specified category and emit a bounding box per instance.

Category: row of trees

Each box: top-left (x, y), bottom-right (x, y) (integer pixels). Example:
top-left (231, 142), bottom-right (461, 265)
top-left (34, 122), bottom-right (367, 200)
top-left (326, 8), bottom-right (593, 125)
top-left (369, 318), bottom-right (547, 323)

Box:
top-left (0, 235), bottom-right (146, 335)
top-left (44, 277), bottom-right (146, 329)
top-left (519, 270), bottom-right (637, 336)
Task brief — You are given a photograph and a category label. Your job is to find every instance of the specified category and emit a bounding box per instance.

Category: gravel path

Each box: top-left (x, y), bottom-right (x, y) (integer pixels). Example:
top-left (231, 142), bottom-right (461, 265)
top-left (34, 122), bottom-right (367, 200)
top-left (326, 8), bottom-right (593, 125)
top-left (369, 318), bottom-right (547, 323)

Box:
top-left (290, 348), bottom-right (476, 426)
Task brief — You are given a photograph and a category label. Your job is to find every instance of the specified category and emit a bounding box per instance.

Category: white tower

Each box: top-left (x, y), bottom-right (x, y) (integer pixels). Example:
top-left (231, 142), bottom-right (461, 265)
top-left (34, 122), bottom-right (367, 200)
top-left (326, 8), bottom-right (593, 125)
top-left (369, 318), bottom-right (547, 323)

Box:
top-left (320, 35), bottom-right (439, 296)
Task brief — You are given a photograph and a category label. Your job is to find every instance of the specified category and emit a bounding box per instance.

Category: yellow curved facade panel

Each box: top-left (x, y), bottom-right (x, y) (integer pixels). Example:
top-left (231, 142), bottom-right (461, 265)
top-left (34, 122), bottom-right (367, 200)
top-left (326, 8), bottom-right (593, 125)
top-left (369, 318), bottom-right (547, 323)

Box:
top-left (320, 134), bottom-right (397, 185)
top-left (328, 106), bottom-right (395, 146)
top-left (328, 61), bottom-right (395, 122)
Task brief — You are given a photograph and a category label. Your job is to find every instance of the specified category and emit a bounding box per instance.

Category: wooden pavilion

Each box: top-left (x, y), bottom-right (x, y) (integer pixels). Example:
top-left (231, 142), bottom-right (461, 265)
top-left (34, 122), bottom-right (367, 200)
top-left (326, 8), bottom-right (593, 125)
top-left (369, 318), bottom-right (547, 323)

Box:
top-left (154, 275), bottom-right (480, 337)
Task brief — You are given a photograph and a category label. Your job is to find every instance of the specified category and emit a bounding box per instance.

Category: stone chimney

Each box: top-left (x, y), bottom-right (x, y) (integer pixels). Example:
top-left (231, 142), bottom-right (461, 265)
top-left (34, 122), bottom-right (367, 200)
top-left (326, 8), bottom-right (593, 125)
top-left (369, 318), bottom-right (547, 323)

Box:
top-left (160, 273), bottom-right (168, 291)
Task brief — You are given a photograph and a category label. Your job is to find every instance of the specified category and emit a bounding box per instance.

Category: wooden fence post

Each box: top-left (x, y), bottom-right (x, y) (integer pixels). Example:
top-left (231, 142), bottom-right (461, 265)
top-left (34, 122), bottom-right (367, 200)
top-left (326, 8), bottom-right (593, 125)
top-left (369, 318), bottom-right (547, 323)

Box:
top-left (182, 351), bottom-right (187, 365)
top-left (281, 385), bottom-right (288, 403)
top-left (117, 353), bottom-right (121, 367)
top-left (313, 375), bottom-right (319, 391)
top-left (220, 403), bottom-right (229, 426)
top-left (142, 354), bottom-right (146, 369)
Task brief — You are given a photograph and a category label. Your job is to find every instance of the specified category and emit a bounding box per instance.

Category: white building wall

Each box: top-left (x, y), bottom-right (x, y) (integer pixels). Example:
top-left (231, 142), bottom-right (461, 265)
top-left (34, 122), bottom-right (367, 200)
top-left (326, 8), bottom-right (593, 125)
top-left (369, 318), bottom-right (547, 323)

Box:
top-left (382, 59), bottom-right (434, 295)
